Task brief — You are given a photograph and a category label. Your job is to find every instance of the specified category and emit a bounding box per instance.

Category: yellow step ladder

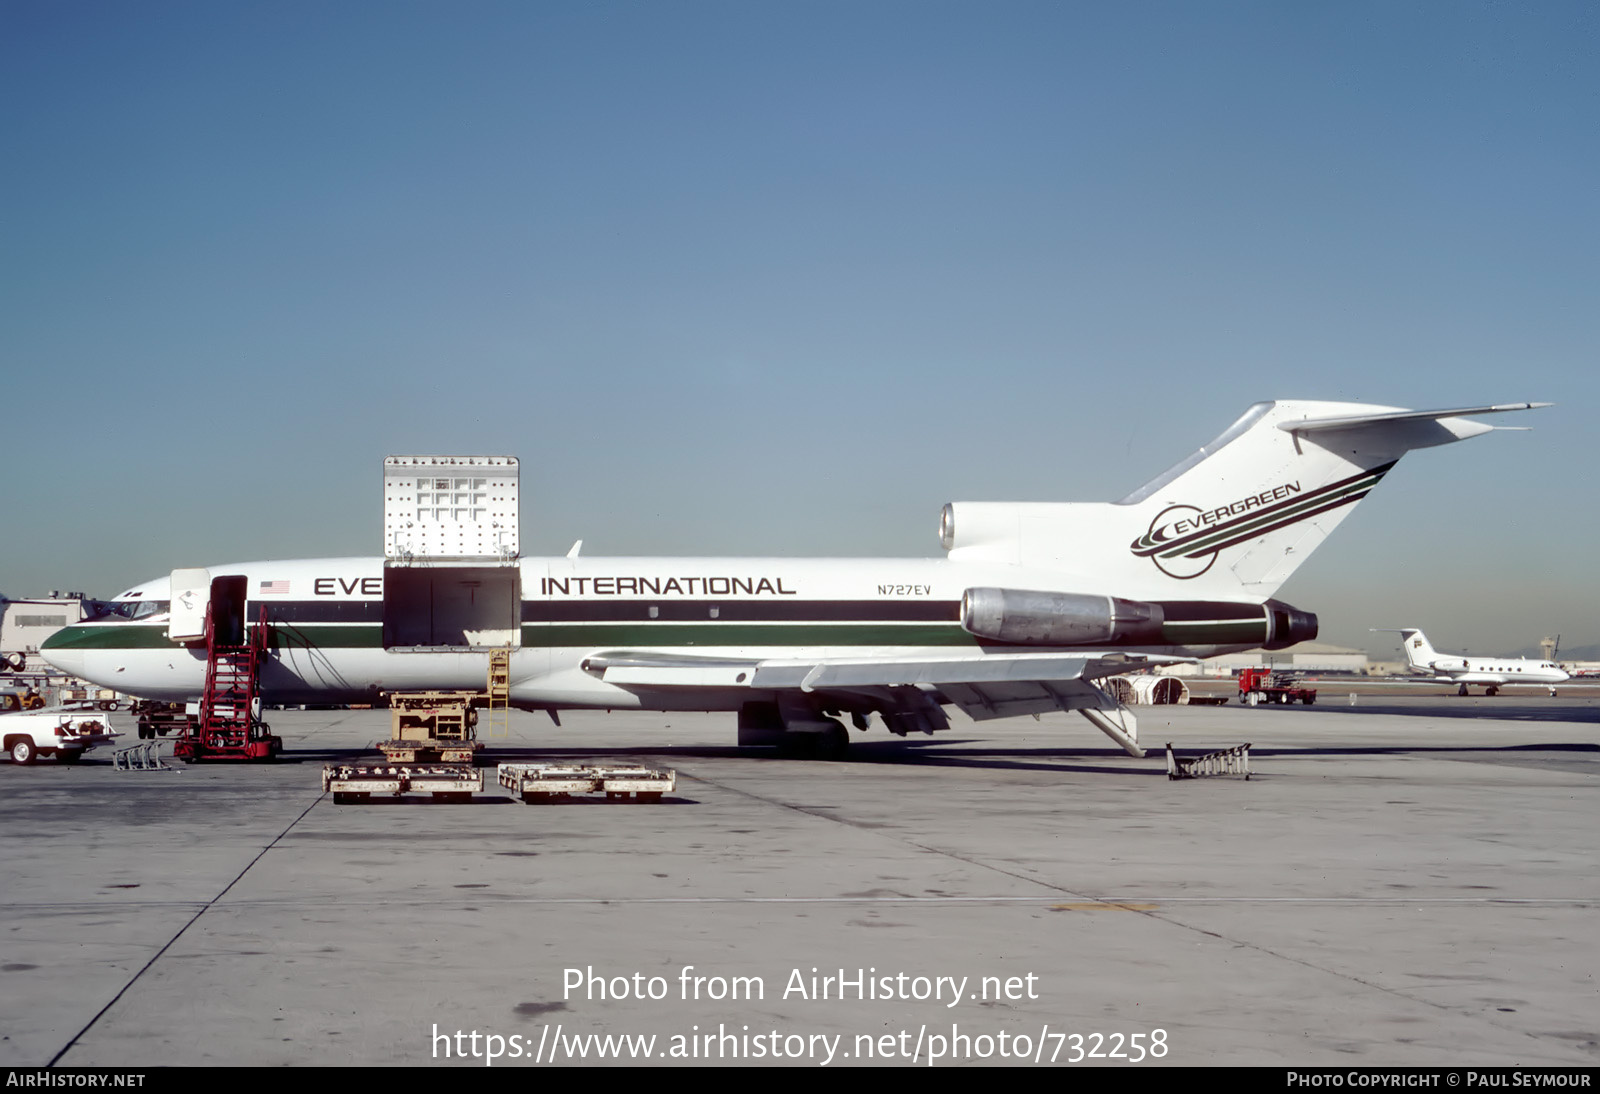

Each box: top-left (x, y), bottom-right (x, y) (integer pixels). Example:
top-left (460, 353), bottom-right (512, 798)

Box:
top-left (485, 648), bottom-right (511, 739)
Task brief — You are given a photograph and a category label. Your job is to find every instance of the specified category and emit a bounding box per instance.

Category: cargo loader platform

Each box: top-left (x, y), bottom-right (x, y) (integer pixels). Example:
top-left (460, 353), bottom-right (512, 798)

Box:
top-left (322, 763), bottom-right (484, 803)
top-left (497, 762), bottom-right (676, 803)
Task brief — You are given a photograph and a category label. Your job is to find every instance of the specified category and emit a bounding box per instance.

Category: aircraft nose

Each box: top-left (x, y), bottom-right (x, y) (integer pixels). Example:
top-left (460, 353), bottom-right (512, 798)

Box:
top-left (40, 628), bottom-right (88, 678)
top-left (40, 647), bottom-right (85, 677)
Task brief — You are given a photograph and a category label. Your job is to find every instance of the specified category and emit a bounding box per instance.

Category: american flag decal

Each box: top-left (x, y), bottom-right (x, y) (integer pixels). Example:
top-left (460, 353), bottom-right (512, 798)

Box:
top-left (259, 580), bottom-right (290, 594)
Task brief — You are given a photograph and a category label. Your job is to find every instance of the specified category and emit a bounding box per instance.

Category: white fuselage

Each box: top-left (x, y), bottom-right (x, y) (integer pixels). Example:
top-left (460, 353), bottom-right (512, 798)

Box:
top-left (42, 554), bottom-right (1283, 710)
top-left (1406, 653), bottom-right (1569, 688)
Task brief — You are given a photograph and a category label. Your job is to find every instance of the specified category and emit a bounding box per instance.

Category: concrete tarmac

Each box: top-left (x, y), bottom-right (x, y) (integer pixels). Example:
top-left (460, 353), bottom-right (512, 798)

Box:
top-left (2, 695), bottom-right (1595, 1068)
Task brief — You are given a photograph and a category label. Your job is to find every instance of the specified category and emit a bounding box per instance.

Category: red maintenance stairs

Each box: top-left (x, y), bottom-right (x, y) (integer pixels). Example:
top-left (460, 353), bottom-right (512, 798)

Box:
top-left (173, 605), bottom-right (282, 762)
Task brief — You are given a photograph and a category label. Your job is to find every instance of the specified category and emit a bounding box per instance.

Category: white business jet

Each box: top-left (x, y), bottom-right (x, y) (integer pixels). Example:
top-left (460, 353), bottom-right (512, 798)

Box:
top-left (1373, 628), bottom-right (1568, 696)
top-left (43, 400), bottom-right (1548, 758)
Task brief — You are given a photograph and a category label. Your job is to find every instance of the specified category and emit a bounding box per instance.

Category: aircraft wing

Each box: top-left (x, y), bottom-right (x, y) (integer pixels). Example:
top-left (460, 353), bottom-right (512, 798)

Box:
top-left (583, 649), bottom-right (1192, 723)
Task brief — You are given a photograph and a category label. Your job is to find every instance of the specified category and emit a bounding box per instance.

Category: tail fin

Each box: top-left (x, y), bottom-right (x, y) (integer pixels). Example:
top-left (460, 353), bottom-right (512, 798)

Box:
top-left (1374, 628), bottom-right (1437, 670)
top-left (943, 400), bottom-right (1547, 600)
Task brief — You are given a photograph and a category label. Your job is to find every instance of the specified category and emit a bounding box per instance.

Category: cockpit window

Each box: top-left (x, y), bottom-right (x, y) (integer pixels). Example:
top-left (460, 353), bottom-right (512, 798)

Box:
top-left (88, 600), bottom-right (171, 622)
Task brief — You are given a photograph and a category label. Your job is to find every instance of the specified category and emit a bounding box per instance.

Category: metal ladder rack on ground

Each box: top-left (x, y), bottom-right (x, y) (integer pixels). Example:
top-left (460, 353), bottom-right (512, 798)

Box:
top-left (1165, 742), bottom-right (1252, 780)
top-left (173, 607), bottom-right (281, 762)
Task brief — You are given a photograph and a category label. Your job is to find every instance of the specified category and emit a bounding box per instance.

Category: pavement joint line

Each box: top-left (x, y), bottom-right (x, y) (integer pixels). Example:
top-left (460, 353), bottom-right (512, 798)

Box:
top-left (6, 896), bottom-right (1596, 909)
top-left (669, 766), bottom-right (1592, 1051)
top-left (46, 788), bottom-right (330, 1067)
top-left (672, 766), bottom-right (1108, 903)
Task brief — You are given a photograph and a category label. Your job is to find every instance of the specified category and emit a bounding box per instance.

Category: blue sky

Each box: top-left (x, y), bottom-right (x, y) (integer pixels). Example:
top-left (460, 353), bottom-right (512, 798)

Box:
top-left (3, 1), bottom-right (1595, 656)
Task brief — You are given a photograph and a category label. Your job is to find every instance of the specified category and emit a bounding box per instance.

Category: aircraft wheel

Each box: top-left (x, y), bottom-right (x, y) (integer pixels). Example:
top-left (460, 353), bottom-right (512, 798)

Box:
top-left (1486, 687), bottom-right (1498, 697)
top-left (1457, 684), bottom-right (1468, 697)
top-left (816, 721), bottom-right (850, 761)
top-left (10, 739), bottom-right (35, 765)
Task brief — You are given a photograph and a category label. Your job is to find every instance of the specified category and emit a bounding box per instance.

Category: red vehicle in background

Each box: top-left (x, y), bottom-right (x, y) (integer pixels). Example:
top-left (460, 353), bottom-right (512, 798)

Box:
top-left (1238, 667), bottom-right (1317, 706)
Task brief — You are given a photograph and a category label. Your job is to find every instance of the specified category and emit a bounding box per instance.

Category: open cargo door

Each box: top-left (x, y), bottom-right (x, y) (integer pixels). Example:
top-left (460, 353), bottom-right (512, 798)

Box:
top-left (383, 566), bottom-right (520, 648)
top-left (381, 456), bottom-right (521, 651)
top-left (167, 568), bottom-right (211, 642)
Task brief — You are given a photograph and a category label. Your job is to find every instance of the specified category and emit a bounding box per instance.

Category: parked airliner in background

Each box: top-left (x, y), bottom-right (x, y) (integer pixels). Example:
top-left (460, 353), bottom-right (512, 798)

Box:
top-left (43, 400), bottom-right (1548, 758)
top-left (1374, 628), bottom-right (1569, 696)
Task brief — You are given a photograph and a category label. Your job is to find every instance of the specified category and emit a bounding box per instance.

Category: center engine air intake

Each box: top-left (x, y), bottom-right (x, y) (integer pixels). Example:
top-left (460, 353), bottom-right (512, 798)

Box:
top-left (960, 588), bottom-right (1165, 646)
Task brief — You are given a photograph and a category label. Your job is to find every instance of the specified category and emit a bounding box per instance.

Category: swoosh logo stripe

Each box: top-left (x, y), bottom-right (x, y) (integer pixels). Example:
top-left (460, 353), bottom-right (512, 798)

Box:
top-left (1165, 490), bottom-right (1375, 558)
top-left (1132, 461), bottom-right (1394, 558)
top-left (1155, 474), bottom-right (1384, 558)
top-left (1154, 477), bottom-right (1378, 558)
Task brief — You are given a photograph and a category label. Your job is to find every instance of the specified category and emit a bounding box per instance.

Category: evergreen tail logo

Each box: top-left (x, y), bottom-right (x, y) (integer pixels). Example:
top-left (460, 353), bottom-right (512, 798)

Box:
top-left (1130, 461), bottom-right (1396, 579)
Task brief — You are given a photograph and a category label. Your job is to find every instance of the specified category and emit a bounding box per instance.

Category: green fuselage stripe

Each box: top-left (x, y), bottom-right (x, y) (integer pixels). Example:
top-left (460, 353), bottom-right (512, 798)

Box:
top-left (1162, 621), bottom-right (1267, 645)
top-left (47, 621), bottom-right (979, 651)
top-left (48, 618), bottom-right (1268, 651)
top-left (524, 623), bottom-right (978, 647)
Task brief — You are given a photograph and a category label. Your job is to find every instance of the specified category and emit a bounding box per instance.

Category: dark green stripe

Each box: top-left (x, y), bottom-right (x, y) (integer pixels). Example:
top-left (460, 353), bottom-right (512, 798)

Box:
top-left (1161, 621), bottom-right (1267, 645)
top-left (524, 623), bottom-right (978, 647)
top-left (271, 625), bottom-right (385, 649)
top-left (51, 619), bottom-right (1268, 651)
top-left (42, 626), bottom-right (176, 650)
top-left (45, 622), bottom-right (979, 651)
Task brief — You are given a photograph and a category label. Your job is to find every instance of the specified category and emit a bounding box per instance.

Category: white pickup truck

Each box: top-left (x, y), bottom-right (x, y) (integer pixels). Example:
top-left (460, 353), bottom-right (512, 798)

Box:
top-left (1, 708), bottom-right (120, 764)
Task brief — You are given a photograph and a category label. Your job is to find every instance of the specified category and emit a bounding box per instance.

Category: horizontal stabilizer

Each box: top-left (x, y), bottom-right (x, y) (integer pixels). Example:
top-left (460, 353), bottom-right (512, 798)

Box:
top-left (1278, 402), bottom-right (1550, 434)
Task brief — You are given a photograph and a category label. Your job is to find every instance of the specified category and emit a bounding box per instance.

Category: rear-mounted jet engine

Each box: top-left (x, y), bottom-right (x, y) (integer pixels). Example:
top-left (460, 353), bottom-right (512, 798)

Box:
top-left (960, 587), bottom-right (1317, 650)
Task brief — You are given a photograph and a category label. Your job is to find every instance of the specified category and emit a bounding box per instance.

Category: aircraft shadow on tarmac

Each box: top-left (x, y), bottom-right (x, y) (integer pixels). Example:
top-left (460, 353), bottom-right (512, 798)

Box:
top-left (1245, 741), bottom-right (1598, 759)
top-left (322, 794), bottom-right (712, 806)
top-left (72, 735), bottom-right (1598, 780)
top-left (479, 741), bottom-right (1161, 777)
top-left (1302, 701), bottom-right (1600, 724)
top-left (470, 738), bottom-right (1598, 776)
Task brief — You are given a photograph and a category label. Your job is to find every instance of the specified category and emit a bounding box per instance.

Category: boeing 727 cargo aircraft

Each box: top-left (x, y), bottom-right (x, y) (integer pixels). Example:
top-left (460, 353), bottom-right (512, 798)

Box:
top-left (42, 400), bottom-right (1548, 758)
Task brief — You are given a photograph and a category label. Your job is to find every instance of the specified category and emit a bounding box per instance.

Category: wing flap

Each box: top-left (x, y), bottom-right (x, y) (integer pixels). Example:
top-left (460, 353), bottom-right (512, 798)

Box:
top-left (752, 654), bottom-right (1093, 690)
top-left (940, 678), bottom-right (1109, 721)
top-left (600, 665), bottom-right (754, 687)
